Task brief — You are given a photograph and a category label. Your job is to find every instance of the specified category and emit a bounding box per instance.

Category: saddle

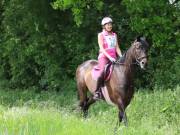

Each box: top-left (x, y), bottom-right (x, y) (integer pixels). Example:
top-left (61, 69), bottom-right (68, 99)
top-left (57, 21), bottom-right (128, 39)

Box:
top-left (92, 55), bottom-right (126, 82)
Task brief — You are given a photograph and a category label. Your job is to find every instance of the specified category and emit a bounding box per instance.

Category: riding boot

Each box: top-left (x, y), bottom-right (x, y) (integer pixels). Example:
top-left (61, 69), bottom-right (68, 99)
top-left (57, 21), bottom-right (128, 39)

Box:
top-left (93, 74), bottom-right (104, 100)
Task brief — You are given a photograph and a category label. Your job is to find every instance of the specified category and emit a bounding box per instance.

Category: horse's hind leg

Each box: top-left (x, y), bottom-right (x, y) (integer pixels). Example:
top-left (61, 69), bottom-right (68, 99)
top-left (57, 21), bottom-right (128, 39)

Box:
top-left (85, 95), bottom-right (96, 110)
top-left (76, 61), bottom-right (97, 118)
top-left (77, 81), bottom-right (89, 117)
top-left (77, 85), bottom-right (97, 118)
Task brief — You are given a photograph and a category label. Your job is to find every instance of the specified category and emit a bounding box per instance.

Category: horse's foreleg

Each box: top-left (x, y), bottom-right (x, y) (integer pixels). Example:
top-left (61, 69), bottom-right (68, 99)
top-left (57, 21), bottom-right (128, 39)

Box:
top-left (117, 99), bottom-right (128, 126)
top-left (119, 110), bottom-right (127, 126)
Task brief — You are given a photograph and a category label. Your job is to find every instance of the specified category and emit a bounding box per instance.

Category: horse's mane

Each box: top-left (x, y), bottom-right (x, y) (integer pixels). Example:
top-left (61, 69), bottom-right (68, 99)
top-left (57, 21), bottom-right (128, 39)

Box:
top-left (116, 44), bottom-right (134, 64)
top-left (117, 51), bottom-right (127, 64)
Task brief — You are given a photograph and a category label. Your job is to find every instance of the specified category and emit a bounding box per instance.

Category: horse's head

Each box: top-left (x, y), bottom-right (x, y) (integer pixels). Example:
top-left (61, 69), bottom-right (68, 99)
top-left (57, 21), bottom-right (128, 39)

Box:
top-left (132, 36), bottom-right (149, 69)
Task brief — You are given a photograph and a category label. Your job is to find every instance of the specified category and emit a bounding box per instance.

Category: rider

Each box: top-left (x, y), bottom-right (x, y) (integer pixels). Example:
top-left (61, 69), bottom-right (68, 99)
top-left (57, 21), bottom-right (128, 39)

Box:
top-left (93, 17), bottom-right (123, 100)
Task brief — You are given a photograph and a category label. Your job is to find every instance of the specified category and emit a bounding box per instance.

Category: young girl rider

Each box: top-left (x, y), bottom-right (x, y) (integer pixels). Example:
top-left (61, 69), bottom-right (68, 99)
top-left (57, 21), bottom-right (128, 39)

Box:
top-left (94, 17), bottom-right (123, 99)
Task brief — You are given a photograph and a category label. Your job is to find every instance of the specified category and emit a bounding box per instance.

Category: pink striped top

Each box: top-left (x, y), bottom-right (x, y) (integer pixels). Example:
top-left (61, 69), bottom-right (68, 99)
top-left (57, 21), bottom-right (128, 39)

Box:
top-left (98, 30), bottom-right (117, 59)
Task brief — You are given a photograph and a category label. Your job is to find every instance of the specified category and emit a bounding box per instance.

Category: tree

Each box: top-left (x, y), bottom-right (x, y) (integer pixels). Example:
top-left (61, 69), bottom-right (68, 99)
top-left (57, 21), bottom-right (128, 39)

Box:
top-left (0, 0), bottom-right (179, 90)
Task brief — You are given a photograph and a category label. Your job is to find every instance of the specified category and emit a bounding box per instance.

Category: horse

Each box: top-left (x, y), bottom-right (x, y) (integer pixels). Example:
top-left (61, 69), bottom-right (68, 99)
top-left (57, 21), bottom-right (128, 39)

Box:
top-left (76, 36), bottom-right (149, 125)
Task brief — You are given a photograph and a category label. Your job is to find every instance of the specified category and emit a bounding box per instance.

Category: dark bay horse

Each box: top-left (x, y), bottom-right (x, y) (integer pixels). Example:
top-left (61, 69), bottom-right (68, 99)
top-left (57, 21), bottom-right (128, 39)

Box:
top-left (76, 36), bottom-right (149, 124)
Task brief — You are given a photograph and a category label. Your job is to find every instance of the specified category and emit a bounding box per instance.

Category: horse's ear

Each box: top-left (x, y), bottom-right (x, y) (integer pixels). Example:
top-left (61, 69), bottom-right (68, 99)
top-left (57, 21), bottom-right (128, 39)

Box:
top-left (136, 36), bottom-right (141, 42)
top-left (141, 37), bottom-right (146, 41)
top-left (141, 36), bottom-right (150, 49)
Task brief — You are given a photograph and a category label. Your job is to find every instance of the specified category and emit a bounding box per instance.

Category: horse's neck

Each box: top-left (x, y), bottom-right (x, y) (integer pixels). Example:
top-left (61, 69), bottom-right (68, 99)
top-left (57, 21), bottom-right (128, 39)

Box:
top-left (123, 47), bottom-right (135, 76)
top-left (113, 46), bottom-right (135, 82)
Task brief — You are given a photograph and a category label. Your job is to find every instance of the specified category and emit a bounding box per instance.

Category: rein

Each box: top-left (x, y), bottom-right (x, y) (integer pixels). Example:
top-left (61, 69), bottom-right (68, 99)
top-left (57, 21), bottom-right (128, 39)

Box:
top-left (114, 56), bottom-right (148, 66)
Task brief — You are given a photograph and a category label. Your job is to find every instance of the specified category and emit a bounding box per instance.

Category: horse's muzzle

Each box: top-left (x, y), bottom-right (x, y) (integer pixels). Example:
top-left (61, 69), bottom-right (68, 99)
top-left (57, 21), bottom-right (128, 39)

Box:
top-left (140, 58), bottom-right (147, 70)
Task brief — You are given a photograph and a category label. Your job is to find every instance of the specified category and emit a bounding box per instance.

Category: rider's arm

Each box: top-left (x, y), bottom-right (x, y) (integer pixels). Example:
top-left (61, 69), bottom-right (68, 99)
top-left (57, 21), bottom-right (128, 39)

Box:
top-left (115, 34), bottom-right (123, 57)
top-left (98, 33), bottom-right (113, 60)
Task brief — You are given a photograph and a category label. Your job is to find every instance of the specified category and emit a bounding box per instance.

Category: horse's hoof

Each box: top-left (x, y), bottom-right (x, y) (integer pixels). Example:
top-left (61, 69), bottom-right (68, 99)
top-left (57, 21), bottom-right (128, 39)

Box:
top-left (83, 111), bottom-right (88, 118)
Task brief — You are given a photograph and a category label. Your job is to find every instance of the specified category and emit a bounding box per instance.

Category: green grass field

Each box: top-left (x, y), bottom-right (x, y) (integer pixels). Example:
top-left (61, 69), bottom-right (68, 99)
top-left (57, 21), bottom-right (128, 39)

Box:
top-left (0, 84), bottom-right (179, 135)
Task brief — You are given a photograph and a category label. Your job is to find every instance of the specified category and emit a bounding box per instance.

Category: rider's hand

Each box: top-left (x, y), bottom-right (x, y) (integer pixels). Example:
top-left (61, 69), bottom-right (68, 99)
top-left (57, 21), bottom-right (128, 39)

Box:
top-left (109, 57), bottom-right (116, 62)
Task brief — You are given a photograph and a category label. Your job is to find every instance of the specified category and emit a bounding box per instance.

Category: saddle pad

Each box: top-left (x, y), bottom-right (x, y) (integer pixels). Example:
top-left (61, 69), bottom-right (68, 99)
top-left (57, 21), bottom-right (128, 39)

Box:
top-left (91, 63), bottom-right (113, 81)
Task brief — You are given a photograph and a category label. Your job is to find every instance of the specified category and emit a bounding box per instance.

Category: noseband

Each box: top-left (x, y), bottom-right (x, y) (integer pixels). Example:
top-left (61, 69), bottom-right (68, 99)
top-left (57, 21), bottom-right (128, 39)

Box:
top-left (135, 56), bottom-right (148, 65)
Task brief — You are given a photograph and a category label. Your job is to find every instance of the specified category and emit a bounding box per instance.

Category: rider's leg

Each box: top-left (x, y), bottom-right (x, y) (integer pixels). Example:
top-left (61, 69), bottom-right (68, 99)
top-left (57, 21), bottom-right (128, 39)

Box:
top-left (93, 56), bottom-right (108, 100)
top-left (93, 72), bottom-right (104, 100)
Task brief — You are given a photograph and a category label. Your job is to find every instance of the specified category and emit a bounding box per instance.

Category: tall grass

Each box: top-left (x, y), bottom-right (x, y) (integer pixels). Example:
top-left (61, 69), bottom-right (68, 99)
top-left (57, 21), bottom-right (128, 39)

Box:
top-left (0, 84), bottom-right (179, 135)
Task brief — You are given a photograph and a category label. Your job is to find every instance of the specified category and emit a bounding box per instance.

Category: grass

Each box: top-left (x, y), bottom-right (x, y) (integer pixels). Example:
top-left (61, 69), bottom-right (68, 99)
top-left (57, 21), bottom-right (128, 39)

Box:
top-left (0, 83), bottom-right (179, 135)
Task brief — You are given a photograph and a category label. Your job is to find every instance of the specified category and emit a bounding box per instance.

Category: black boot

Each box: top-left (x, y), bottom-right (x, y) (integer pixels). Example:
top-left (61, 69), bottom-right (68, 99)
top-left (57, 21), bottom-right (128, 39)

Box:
top-left (93, 74), bottom-right (104, 100)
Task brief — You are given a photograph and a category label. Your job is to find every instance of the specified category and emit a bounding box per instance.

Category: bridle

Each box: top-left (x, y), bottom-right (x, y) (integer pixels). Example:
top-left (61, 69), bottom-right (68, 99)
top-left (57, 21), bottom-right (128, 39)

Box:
top-left (114, 42), bottom-right (148, 66)
top-left (133, 41), bottom-right (148, 66)
top-left (135, 55), bottom-right (148, 65)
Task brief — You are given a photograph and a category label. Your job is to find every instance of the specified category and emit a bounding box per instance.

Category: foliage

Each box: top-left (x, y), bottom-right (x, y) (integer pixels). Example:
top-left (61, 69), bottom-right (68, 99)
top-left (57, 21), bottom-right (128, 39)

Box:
top-left (0, 0), bottom-right (179, 89)
top-left (122, 0), bottom-right (180, 88)
top-left (52, 0), bottom-right (104, 26)
top-left (0, 0), bottom-right (71, 89)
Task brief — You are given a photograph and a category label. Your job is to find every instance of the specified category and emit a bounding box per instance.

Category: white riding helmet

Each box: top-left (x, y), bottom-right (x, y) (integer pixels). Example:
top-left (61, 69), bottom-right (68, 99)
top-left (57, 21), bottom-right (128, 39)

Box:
top-left (101, 17), bottom-right (113, 25)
